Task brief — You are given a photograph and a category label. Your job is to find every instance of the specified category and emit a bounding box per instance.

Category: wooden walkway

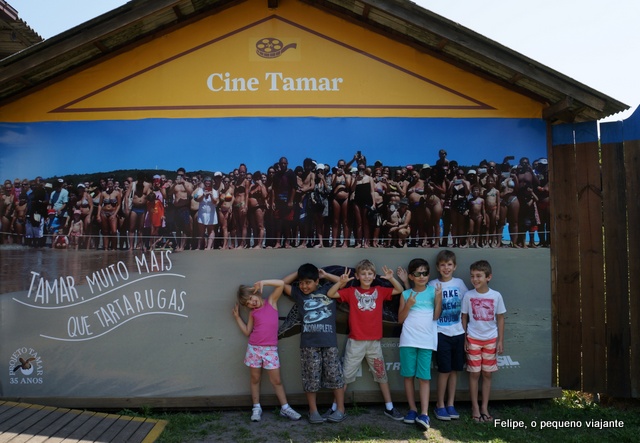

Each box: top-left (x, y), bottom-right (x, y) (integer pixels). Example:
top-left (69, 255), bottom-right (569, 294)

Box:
top-left (0, 401), bottom-right (166, 443)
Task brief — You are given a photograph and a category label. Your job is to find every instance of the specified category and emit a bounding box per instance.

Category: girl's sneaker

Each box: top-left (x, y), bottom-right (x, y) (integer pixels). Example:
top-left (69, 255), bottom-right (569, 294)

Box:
top-left (250, 407), bottom-right (262, 422)
top-left (403, 410), bottom-right (418, 424)
top-left (280, 406), bottom-right (302, 421)
top-left (416, 414), bottom-right (431, 430)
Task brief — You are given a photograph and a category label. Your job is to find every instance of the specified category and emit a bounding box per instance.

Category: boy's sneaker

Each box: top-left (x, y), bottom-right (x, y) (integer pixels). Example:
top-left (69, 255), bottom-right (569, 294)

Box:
top-left (327, 409), bottom-right (347, 423)
top-left (250, 407), bottom-right (262, 422)
top-left (321, 408), bottom-right (336, 419)
top-left (434, 407), bottom-right (451, 421)
top-left (403, 409), bottom-right (418, 424)
top-left (446, 405), bottom-right (460, 419)
top-left (308, 410), bottom-right (325, 424)
top-left (280, 406), bottom-right (302, 421)
top-left (416, 414), bottom-right (431, 430)
top-left (384, 407), bottom-right (404, 421)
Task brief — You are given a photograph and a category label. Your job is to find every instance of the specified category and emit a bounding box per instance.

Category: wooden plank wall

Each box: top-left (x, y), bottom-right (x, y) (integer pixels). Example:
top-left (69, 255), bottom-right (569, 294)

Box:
top-left (624, 138), bottom-right (640, 399)
top-left (601, 113), bottom-right (640, 399)
top-left (574, 121), bottom-right (606, 393)
top-left (600, 122), bottom-right (630, 398)
top-left (552, 110), bottom-right (639, 398)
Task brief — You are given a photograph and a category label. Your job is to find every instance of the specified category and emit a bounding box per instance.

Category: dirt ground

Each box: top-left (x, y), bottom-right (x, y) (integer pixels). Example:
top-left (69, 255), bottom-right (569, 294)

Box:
top-left (187, 404), bottom-right (462, 443)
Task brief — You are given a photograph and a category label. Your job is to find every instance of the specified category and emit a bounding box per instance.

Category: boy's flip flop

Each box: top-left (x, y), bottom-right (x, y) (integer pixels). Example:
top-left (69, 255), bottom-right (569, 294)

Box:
top-left (480, 413), bottom-right (494, 422)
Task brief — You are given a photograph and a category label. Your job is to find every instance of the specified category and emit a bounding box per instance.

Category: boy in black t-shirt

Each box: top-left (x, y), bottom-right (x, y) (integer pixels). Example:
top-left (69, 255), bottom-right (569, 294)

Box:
top-left (282, 264), bottom-right (346, 424)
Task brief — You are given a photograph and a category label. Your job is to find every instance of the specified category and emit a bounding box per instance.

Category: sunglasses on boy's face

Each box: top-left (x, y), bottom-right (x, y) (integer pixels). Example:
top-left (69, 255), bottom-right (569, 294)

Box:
top-left (412, 271), bottom-right (429, 277)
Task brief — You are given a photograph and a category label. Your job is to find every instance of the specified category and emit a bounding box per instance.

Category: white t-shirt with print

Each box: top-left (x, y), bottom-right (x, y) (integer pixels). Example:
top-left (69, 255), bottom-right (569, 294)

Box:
top-left (461, 288), bottom-right (506, 340)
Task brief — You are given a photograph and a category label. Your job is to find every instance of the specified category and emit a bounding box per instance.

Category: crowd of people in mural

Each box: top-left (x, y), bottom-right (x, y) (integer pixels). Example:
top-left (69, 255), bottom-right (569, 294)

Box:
top-left (0, 150), bottom-right (549, 251)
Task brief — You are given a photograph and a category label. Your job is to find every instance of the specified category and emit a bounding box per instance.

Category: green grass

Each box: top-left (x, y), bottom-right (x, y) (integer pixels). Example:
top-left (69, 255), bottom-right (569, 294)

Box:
top-left (118, 391), bottom-right (640, 443)
top-left (119, 408), bottom-right (225, 443)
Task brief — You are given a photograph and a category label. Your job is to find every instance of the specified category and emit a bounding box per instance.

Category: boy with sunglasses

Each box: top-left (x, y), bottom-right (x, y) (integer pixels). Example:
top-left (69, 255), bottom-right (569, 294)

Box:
top-left (396, 258), bottom-right (442, 430)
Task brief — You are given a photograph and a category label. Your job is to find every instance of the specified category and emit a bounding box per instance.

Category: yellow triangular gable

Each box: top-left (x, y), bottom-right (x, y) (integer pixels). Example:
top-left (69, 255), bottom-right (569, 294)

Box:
top-left (2, 0), bottom-right (542, 121)
top-left (54, 15), bottom-right (491, 114)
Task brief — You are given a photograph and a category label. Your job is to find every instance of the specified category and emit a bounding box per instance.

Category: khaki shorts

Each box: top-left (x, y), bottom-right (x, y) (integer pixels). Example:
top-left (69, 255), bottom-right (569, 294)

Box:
top-left (342, 338), bottom-right (388, 384)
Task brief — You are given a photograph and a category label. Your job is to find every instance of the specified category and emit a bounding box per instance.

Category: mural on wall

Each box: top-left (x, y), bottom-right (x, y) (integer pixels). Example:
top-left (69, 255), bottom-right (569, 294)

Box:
top-left (0, 0), bottom-right (552, 405)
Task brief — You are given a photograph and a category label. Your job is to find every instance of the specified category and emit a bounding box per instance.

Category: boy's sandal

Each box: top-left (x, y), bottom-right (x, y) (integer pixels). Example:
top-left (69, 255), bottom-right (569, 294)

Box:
top-left (480, 413), bottom-right (494, 422)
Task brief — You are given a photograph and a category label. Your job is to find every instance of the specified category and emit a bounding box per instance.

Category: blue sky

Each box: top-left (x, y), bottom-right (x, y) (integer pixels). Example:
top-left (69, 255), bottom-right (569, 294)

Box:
top-left (0, 118), bottom-right (546, 179)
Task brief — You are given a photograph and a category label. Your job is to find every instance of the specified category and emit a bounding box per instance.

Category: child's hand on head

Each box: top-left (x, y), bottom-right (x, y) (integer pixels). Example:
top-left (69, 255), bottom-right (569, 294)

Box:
top-left (380, 265), bottom-right (394, 280)
top-left (253, 281), bottom-right (263, 294)
top-left (318, 268), bottom-right (327, 279)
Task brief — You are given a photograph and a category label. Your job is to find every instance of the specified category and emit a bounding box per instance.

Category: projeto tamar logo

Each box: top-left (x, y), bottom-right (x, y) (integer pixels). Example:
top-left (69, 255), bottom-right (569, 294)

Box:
top-left (9, 347), bottom-right (44, 385)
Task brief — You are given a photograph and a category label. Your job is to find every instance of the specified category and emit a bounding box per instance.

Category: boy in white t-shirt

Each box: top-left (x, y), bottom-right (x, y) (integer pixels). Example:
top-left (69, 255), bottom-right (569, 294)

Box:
top-left (428, 250), bottom-right (469, 421)
top-left (461, 260), bottom-right (506, 424)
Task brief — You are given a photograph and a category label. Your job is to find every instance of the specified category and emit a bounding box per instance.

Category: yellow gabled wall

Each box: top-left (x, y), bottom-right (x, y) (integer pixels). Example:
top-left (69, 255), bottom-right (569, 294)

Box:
top-left (1, 0), bottom-right (542, 122)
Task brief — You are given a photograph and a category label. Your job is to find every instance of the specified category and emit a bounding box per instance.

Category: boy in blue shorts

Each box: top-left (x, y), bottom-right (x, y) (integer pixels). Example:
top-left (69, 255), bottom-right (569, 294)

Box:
top-left (428, 250), bottom-right (469, 421)
top-left (461, 260), bottom-right (506, 423)
top-left (397, 258), bottom-right (442, 430)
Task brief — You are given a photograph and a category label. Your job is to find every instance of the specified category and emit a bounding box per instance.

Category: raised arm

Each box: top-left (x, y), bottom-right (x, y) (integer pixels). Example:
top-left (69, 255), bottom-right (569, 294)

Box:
top-left (254, 279), bottom-right (285, 306)
top-left (380, 265), bottom-right (404, 295)
top-left (319, 268), bottom-right (341, 284)
top-left (327, 267), bottom-right (353, 299)
top-left (396, 266), bottom-right (409, 290)
top-left (281, 271), bottom-right (298, 295)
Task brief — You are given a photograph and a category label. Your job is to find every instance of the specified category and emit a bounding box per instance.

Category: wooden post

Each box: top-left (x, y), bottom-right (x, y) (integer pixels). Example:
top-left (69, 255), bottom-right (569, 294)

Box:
top-left (621, 111), bottom-right (640, 398)
top-left (551, 123), bottom-right (581, 390)
top-left (573, 121), bottom-right (606, 393)
top-left (600, 121), bottom-right (631, 397)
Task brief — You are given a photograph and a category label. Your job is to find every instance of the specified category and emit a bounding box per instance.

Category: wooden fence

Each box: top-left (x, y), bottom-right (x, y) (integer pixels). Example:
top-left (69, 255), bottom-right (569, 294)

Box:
top-left (551, 109), bottom-right (639, 398)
